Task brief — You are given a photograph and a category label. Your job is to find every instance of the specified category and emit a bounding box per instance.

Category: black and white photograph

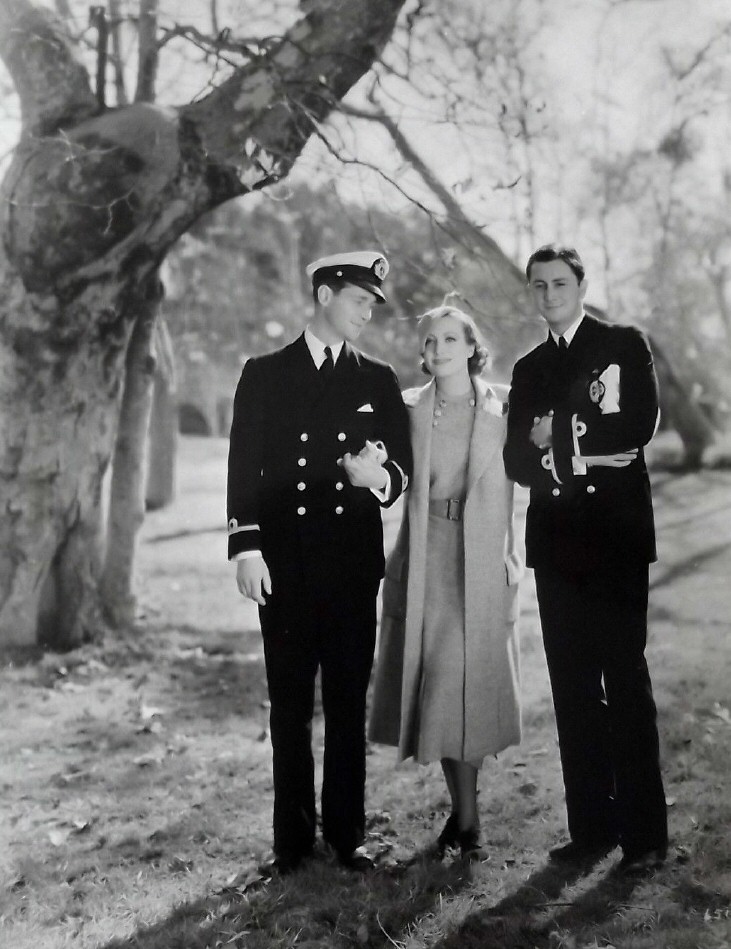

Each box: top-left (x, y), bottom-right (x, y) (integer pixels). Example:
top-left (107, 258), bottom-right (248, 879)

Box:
top-left (1, 1), bottom-right (730, 947)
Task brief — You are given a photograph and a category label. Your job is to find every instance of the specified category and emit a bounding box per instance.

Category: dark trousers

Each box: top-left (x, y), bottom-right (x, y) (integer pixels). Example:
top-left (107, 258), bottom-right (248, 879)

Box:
top-left (534, 562), bottom-right (668, 857)
top-left (259, 577), bottom-right (379, 859)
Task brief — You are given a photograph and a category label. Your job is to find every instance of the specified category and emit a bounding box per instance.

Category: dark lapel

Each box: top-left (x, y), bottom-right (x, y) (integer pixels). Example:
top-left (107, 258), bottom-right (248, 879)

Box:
top-left (281, 334), bottom-right (329, 422)
top-left (536, 333), bottom-right (565, 386)
top-left (332, 342), bottom-right (361, 380)
top-left (536, 313), bottom-right (603, 384)
top-left (564, 314), bottom-right (606, 370)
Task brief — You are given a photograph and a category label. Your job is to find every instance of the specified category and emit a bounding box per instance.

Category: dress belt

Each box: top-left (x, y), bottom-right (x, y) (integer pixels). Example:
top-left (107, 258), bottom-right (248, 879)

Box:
top-left (429, 498), bottom-right (464, 521)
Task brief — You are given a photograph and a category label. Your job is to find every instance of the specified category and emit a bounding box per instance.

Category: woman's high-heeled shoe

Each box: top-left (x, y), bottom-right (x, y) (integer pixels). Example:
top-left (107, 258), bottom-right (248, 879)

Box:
top-left (458, 826), bottom-right (486, 861)
top-left (436, 813), bottom-right (460, 855)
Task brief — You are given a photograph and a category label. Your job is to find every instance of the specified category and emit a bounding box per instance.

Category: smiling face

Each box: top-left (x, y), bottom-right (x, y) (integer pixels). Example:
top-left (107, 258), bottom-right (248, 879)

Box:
top-left (528, 258), bottom-right (587, 336)
top-left (312, 283), bottom-right (375, 344)
top-left (420, 314), bottom-right (475, 381)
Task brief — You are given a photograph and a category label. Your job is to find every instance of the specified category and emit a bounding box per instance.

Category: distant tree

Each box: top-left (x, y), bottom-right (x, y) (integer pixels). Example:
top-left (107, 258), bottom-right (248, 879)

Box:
top-left (0, 0), bottom-right (408, 647)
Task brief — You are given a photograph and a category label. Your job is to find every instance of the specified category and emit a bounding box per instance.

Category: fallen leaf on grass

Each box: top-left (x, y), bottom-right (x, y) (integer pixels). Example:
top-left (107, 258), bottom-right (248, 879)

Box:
top-left (711, 702), bottom-right (731, 724)
top-left (51, 768), bottom-right (94, 787)
top-left (49, 828), bottom-right (71, 846)
top-left (139, 703), bottom-right (165, 721)
top-left (223, 866), bottom-right (269, 892)
top-left (75, 658), bottom-right (109, 677)
top-left (56, 680), bottom-right (87, 693)
top-left (133, 750), bottom-right (166, 767)
top-left (136, 719), bottom-right (164, 735)
top-left (48, 816), bottom-right (96, 846)
top-left (168, 855), bottom-right (194, 873)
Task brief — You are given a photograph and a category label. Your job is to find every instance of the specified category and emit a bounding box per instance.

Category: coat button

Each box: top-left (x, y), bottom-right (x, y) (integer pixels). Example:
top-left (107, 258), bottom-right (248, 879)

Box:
top-left (298, 457), bottom-right (306, 467)
top-left (552, 488), bottom-right (560, 497)
top-left (337, 432), bottom-right (346, 441)
top-left (335, 481), bottom-right (344, 491)
top-left (586, 484), bottom-right (596, 494)
top-left (297, 506), bottom-right (306, 515)
top-left (297, 482), bottom-right (306, 491)
top-left (300, 432), bottom-right (308, 442)
top-left (335, 505), bottom-right (344, 514)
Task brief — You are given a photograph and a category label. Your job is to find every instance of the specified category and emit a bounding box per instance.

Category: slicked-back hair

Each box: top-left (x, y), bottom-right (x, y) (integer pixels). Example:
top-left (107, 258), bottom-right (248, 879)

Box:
top-left (417, 305), bottom-right (490, 377)
top-left (312, 279), bottom-right (347, 305)
top-left (526, 244), bottom-right (585, 284)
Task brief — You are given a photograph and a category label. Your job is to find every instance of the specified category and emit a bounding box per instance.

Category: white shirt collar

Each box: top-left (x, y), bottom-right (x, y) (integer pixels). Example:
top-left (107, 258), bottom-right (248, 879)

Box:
top-left (550, 313), bottom-right (585, 348)
top-left (304, 326), bottom-right (345, 368)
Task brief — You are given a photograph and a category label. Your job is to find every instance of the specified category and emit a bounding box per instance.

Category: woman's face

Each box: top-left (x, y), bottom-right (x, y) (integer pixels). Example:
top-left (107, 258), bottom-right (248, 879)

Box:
top-left (421, 315), bottom-right (475, 379)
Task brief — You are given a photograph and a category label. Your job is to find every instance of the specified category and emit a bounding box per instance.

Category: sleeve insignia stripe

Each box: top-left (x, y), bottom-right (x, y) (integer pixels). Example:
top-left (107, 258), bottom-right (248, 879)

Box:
top-left (228, 519), bottom-right (259, 535)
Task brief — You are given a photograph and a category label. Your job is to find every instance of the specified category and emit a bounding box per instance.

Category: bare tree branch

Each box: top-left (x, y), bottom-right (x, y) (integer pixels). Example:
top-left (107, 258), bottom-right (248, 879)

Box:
top-left (0, 0), bottom-right (97, 133)
top-left (107, 0), bottom-right (128, 106)
top-left (135, 0), bottom-right (158, 102)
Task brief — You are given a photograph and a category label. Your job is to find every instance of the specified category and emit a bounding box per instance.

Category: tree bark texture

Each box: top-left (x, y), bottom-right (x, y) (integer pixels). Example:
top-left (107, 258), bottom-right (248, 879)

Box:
top-left (0, 249), bottom-right (123, 646)
top-left (145, 316), bottom-right (177, 512)
top-left (100, 276), bottom-right (161, 627)
top-left (0, 0), bottom-right (408, 646)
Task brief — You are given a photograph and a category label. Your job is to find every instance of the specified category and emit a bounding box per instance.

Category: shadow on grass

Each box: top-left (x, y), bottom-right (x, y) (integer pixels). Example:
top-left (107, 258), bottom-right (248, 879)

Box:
top-left (96, 848), bottom-right (477, 949)
top-left (429, 857), bottom-right (645, 949)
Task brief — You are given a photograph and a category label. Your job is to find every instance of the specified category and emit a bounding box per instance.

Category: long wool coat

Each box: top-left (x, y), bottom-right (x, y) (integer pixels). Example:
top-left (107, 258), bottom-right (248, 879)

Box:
top-left (368, 377), bottom-right (522, 763)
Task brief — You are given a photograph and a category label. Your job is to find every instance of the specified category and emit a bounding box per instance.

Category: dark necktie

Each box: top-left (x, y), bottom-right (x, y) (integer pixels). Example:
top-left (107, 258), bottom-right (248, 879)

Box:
top-left (558, 335), bottom-right (568, 351)
top-left (319, 346), bottom-right (335, 381)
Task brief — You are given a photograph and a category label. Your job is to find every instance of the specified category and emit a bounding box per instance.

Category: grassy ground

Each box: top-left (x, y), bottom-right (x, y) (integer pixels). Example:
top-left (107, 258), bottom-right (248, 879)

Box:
top-left (1, 435), bottom-right (730, 949)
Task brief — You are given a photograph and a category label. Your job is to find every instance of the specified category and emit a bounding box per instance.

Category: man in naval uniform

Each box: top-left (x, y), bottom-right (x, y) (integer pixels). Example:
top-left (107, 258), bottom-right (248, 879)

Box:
top-left (504, 244), bottom-right (668, 876)
top-left (227, 251), bottom-right (412, 873)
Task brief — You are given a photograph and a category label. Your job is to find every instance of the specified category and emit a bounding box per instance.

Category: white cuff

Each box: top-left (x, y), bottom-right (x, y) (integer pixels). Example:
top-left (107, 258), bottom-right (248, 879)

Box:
top-left (233, 549), bottom-right (262, 561)
top-left (370, 470), bottom-right (391, 502)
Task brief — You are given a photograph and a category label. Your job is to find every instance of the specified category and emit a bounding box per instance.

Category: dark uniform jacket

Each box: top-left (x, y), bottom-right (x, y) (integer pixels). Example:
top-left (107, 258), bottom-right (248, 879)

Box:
top-left (504, 314), bottom-right (659, 573)
top-left (227, 334), bottom-right (412, 594)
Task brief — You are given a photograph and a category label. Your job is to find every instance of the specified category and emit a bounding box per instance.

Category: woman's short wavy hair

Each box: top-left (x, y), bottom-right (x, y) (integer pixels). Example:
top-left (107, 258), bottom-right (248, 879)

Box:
top-left (417, 304), bottom-right (490, 377)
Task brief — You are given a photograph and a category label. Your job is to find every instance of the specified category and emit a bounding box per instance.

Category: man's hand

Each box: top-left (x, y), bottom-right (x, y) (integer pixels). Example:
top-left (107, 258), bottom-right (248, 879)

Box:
top-left (235, 556), bottom-right (272, 605)
top-left (529, 412), bottom-right (554, 450)
top-left (339, 450), bottom-right (389, 490)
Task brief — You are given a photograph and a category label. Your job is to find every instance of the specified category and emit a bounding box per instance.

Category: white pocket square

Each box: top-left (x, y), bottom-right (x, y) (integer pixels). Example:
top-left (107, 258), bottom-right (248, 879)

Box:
top-left (357, 403), bottom-right (374, 413)
top-left (598, 364), bottom-right (620, 414)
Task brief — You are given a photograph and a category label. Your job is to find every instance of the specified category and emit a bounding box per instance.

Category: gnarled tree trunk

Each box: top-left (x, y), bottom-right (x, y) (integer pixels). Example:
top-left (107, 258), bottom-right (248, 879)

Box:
top-left (1, 261), bottom-right (128, 646)
top-left (0, 0), bottom-right (408, 646)
top-left (100, 275), bottom-right (162, 628)
top-left (146, 315), bottom-right (177, 512)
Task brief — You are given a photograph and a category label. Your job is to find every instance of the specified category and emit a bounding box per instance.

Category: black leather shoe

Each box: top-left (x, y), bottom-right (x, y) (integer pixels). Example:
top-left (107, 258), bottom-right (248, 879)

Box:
top-left (259, 852), bottom-right (304, 876)
top-left (436, 813), bottom-right (460, 855)
top-left (337, 846), bottom-right (375, 872)
top-left (549, 839), bottom-right (616, 865)
top-left (617, 847), bottom-right (667, 876)
top-left (458, 826), bottom-right (486, 862)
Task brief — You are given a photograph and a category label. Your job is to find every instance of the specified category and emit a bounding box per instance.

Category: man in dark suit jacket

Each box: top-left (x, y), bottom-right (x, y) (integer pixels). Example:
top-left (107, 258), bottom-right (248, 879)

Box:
top-left (227, 251), bottom-right (412, 873)
top-left (504, 244), bottom-right (668, 875)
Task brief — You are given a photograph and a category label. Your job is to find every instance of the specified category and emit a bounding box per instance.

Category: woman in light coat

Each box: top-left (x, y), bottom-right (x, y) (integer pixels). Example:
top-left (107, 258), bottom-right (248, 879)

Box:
top-left (368, 304), bottom-right (522, 859)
